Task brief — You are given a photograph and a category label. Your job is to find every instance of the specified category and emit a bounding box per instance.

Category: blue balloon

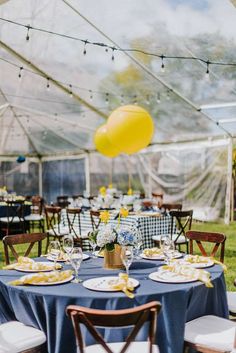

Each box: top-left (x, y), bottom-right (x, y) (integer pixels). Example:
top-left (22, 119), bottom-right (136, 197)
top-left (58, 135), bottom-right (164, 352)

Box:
top-left (16, 155), bottom-right (26, 163)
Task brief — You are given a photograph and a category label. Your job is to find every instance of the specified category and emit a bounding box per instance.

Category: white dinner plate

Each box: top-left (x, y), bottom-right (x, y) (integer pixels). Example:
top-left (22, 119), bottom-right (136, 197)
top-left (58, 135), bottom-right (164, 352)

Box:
top-left (47, 253), bottom-right (90, 262)
top-left (83, 276), bottom-right (139, 292)
top-left (26, 274), bottom-right (74, 286)
top-left (140, 252), bottom-right (183, 261)
top-left (149, 270), bottom-right (199, 284)
top-left (177, 256), bottom-right (214, 269)
top-left (14, 261), bottom-right (61, 272)
top-left (94, 250), bottom-right (104, 258)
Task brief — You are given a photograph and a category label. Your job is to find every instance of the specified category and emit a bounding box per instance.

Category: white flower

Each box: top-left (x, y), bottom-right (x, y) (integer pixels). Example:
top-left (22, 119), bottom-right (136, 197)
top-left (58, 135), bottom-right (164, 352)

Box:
top-left (96, 224), bottom-right (116, 248)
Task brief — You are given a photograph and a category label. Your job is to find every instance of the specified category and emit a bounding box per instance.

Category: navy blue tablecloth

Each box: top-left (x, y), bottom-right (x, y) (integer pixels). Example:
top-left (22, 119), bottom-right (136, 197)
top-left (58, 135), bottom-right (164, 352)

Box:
top-left (0, 204), bottom-right (31, 218)
top-left (0, 257), bottom-right (228, 353)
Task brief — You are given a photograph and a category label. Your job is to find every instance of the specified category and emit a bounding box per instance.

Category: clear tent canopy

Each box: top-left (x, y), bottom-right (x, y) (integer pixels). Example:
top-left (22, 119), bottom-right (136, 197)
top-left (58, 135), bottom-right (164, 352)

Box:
top-left (0, 0), bottom-right (235, 222)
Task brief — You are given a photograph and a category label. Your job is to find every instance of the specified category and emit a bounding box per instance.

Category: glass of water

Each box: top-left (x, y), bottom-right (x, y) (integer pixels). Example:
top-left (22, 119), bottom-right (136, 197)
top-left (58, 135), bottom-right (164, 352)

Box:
top-left (63, 235), bottom-right (74, 262)
top-left (70, 247), bottom-right (83, 283)
top-left (120, 246), bottom-right (134, 277)
top-left (49, 240), bottom-right (61, 270)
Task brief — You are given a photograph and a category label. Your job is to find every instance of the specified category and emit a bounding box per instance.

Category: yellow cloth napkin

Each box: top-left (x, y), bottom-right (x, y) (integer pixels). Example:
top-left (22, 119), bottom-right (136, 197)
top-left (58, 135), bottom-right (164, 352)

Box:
top-left (162, 264), bottom-right (213, 288)
top-left (143, 247), bottom-right (162, 257)
top-left (210, 257), bottom-right (227, 272)
top-left (111, 273), bottom-right (135, 298)
top-left (184, 255), bottom-right (227, 272)
top-left (9, 270), bottom-right (73, 286)
top-left (3, 256), bottom-right (61, 271)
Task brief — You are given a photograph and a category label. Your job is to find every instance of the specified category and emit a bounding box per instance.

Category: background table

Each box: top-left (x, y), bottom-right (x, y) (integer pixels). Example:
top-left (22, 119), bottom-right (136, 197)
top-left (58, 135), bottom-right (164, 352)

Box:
top-left (0, 257), bottom-right (228, 353)
top-left (61, 210), bottom-right (174, 249)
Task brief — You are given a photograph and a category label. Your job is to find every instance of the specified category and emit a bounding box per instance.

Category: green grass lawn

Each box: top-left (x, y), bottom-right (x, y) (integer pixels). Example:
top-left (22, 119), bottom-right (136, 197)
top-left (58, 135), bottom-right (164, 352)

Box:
top-left (0, 220), bottom-right (235, 290)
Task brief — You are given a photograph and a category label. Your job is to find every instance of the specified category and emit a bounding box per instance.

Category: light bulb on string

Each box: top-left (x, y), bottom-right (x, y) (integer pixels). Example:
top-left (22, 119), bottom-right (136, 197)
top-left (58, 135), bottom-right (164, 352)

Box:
top-left (46, 78), bottom-right (50, 91)
top-left (89, 90), bottom-right (93, 100)
top-left (69, 84), bottom-right (73, 98)
top-left (146, 95), bottom-right (150, 105)
top-left (105, 93), bottom-right (109, 105)
top-left (111, 47), bottom-right (115, 61)
top-left (156, 93), bottom-right (161, 104)
top-left (133, 94), bottom-right (137, 105)
top-left (120, 94), bottom-right (124, 105)
top-left (26, 25), bottom-right (31, 41)
top-left (205, 61), bottom-right (210, 81)
top-left (83, 40), bottom-right (88, 55)
top-left (166, 90), bottom-right (171, 100)
top-left (161, 55), bottom-right (165, 73)
top-left (18, 66), bottom-right (23, 80)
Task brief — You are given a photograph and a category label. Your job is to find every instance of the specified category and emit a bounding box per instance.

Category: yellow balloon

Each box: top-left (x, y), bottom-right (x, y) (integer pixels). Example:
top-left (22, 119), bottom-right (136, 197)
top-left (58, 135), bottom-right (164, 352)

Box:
top-left (107, 105), bottom-right (154, 154)
top-left (94, 124), bottom-right (120, 158)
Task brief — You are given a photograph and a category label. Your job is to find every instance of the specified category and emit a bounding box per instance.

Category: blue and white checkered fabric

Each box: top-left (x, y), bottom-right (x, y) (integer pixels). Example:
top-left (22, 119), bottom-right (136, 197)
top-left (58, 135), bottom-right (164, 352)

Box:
top-left (60, 209), bottom-right (173, 250)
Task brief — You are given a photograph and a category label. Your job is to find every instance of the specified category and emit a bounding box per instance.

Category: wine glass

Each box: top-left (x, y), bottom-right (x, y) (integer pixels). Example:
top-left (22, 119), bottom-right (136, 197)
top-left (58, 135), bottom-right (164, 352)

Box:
top-left (70, 247), bottom-right (83, 283)
top-left (49, 240), bottom-right (61, 270)
top-left (134, 230), bottom-right (143, 259)
top-left (88, 236), bottom-right (97, 258)
top-left (162, 238), bottom-right (175, 265)
top-left (120, 246), bottom-right (134, 277)
top-left (63, 235), bottom-right (74, 262)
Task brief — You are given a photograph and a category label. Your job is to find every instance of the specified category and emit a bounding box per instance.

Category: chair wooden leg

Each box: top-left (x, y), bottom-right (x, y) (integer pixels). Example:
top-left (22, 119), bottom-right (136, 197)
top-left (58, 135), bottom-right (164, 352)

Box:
top-left (45, 235), bottom-right (50, 254)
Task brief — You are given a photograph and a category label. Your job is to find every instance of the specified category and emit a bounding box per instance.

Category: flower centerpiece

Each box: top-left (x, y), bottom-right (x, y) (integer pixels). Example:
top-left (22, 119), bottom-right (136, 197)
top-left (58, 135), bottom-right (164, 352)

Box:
top-left (88, 209), bottom-right (136, 269)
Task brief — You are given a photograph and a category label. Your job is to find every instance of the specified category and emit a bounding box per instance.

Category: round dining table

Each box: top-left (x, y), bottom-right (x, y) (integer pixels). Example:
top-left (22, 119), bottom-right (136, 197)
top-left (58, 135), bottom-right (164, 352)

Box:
top-left (0, 255), bottom-right (228, 353)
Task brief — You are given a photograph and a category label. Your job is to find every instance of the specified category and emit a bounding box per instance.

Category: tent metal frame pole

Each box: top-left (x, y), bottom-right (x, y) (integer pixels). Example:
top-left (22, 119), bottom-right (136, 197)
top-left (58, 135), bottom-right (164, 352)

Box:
top-left (0, 40), bottom-right (107, 119)
top-left (85, 153), bottom-right (90, 196)
top-left (38, 158), bottom-right (43, 196)
top-left (225, 137), bottom-right (233, 224)
top-left (63, 0), bottom-right (231, 138)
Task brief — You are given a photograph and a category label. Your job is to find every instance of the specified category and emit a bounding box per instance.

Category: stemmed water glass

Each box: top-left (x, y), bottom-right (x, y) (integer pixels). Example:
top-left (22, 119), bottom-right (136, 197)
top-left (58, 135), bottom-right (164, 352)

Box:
top-left (120, 246), bottom-right (134, 277)
top-left (133, 230), bottom-right (143, 259)
top-left (49, 240), bottom-right (61, 270)
top-left (63, 235), bottom-right (74, 262)
top-left (162, 237), bottom-right (175, 265)
top-left (88, 235), bottom-right (97, 258)
top-left (70, 247), bottom-right (83, 283)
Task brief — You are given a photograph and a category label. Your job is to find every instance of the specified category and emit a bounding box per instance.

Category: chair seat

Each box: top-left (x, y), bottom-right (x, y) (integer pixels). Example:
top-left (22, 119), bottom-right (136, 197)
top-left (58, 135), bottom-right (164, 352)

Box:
top-left (0, 321), bottom-right (46, 353)
top-left (152, 234), bottom-right (188, 244)
top-left (85, 341), bottom-right (159, 353)
top-left (184, 315), bottom-right (236, 351)
top-left (24, 214), bottom-right (44, 221)
top-left (227, 291), bottom-right (236, 314)
top-left (47, 226), bottom-right (70, 237)
top-left (0, 217), bottom-right (24, 223)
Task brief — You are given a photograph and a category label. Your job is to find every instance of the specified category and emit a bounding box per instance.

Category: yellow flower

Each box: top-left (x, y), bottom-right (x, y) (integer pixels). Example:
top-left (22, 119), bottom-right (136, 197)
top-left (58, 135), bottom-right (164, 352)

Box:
top-left (127, 188), bottom-right (133, 195)
top-left (99, 186), bottom-right (107, 196)
top-left (120, 207), bottom-right (129, 218)
top-left (100, 210), bottom-right (110, 223)
top-left (108, 183), bottom-right (113, 189)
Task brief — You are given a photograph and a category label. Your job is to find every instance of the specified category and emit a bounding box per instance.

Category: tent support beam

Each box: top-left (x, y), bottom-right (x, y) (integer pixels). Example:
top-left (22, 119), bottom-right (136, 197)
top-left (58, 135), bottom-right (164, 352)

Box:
top-left (225, 137), bottom-right (233, 224)
top-left (63, 0), bottom-right (232, 138)
top-left (38, 158), bottom-right (43, 196)
top-left (85, 154), bottom-right (90, 196)
top-left (0, 40), bottom-right (107, 119)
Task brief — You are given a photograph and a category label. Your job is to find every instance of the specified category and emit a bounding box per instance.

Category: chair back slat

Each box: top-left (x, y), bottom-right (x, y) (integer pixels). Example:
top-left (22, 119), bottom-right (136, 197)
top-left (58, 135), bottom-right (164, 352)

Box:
top-left (186, 230), bottom-right (226, 263)
top-left (67, 301), bottom-right (161, 353)
top-left (66, 208), bottom-right (84, 247)
top-left (3, 233), bottom-right (46, 265)
top-left (169, 210), bottom-right (193, 252)
top-left (90, 210), bottom-right (101, 230)
top-left (45, 206), bottom-right (61, 236)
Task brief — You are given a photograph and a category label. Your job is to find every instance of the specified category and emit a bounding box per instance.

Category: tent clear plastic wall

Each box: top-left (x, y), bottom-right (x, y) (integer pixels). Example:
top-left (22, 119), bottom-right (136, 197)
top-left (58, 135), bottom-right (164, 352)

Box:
top-left (0, 0), bottom-right (235, 222)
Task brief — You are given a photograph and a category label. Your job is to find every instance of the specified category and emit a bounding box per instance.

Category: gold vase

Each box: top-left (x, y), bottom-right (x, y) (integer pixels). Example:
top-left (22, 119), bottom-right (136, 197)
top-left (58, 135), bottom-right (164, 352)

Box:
top-left (103, 244), bottom-right (125, 270)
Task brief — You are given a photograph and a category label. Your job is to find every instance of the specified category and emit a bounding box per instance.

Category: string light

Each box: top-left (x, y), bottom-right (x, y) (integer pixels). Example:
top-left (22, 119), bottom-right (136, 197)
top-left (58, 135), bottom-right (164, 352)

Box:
top-left (46, 77), bottom-right (50, 91)
top-left (166, 90), bottom-right (171, 100)
top-left (156, 93), bottom-right (161, 103)
top-left (111, 47), bottom-right (115, 61)
top-left (83, 40), bottom-right (88, 55)
top-left (205, 60), bottom-right (210, 81)
top-left (120, 94), bottom-right (124, 104)
top-left (1, 17), bottom-right (236, 71)
top-left (89, 89), bottom-right (93, 100)
top-left (25, 24), bottom-right (31, 41)
top-left (105, 93), bottom-right (109, 104)
top-left (69, 84), bottom-right (73, 98)
top-left (18, 66), bottom-right (23, 79)
top-left (133, 95), bottom-right (137, 104)
top-left (161, 55), bottom-right (165, 73)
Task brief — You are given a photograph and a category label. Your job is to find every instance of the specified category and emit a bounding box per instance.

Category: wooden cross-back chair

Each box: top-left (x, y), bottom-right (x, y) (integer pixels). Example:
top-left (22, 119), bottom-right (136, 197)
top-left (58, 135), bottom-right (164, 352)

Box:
top-left (66, 208), bottom-right (89, 249)
top-left (90, 210), bottom-right (101, 230)
top-left (45, 205), bottom-right (69, 253)
top-left (24, 195), bottom-right (45, 233)
top-left (3, 232), bottom-right (46, 265)
top-left (161, 203), bottom-right (182, 212)
top-left (170, 210), bottom-right (193, 252)
top-left (0, 200), bottom-right (26, 236)
top-left (66, 301), bottom-right (161, 353)
top-left (186, 230), bottom-right (226, 263)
